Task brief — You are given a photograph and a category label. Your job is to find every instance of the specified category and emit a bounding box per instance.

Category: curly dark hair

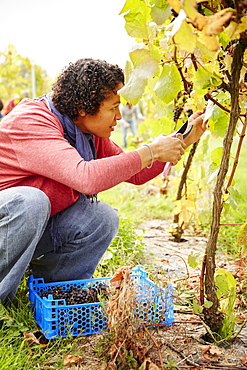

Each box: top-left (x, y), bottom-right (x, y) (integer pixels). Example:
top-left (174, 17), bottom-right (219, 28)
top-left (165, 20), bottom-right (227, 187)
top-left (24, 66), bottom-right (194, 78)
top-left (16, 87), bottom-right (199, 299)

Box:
top-left (51, 58), bottom-right (124, 120)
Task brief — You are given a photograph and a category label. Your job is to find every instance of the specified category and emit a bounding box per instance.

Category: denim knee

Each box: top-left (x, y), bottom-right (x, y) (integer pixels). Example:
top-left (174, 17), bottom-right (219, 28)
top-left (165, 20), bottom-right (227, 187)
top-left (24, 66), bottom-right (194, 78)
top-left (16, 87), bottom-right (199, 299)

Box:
top-left (0, 187), bottom-right (51, 302)
top-left (98, 202), bottom-right (119, 239)
top-left (12, 187), bottom-right (51, 231)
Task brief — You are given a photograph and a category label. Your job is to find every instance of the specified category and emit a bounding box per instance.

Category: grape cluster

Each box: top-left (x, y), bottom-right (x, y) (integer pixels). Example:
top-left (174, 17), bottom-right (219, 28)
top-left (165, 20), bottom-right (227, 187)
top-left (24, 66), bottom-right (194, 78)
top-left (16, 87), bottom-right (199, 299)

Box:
top-left (39, 283), bottom-right (109, 305)
top-left (173, 106), bottom-right (183, 121)
top-left (186, 109), bottom-right (193, 117)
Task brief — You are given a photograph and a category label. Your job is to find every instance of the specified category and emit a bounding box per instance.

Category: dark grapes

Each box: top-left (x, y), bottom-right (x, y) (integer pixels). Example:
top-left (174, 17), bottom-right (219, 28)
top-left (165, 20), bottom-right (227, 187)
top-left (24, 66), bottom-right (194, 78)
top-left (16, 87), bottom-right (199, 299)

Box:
top-left (186, 109), bottom-right (193, 117)
top-left (39, 282), bottom-right (109, 305)
top-left (173, 106), bottom-right (183, 121)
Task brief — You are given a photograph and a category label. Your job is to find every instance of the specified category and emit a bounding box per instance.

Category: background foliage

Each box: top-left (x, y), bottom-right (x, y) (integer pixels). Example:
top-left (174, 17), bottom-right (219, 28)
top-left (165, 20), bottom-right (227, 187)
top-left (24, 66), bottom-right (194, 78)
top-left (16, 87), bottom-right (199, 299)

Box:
top-left (0, 44), bottom-right (53, 103)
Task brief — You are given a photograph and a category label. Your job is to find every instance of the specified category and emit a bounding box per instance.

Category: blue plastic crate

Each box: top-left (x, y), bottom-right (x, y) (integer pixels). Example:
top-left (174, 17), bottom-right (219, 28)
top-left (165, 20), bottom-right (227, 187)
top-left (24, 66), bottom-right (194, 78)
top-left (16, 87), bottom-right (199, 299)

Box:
top-left (28, 266), bottom-right (174, 339)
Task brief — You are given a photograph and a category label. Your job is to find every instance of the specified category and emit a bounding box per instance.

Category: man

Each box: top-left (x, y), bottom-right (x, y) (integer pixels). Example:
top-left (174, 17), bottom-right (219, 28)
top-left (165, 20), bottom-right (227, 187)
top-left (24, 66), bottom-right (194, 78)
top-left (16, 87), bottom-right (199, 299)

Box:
top-left (120, 102), bottom-right (144, 147)
top-left (0, 58), bottom-right (206, 303)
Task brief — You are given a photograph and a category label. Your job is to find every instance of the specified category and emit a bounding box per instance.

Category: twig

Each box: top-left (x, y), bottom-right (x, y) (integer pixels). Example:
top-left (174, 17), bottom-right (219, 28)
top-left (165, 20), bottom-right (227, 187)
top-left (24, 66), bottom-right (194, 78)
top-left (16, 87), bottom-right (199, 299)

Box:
top-left (143, 325), bottom-right (163, 366)
top-left (198, 317), bottom-right (221, 343)
top-left (165, 254), bottom-right (190, 278)
top-left (205, 93), bottom-right (231, 114)
top-left (205, 365), bottom-right (247, 370)
top-left (161, 339), bottom-right (200, 367)
top-left (200, 253), bottom-right (206, 306)
top-left (112, 336), bottom-right (127, 364)
top-left (224, 113), bottom-right (247, 193)
top-left (176, 354), bottom-right (200, 367)
top-left (174, 320), bottom-right (202, 324)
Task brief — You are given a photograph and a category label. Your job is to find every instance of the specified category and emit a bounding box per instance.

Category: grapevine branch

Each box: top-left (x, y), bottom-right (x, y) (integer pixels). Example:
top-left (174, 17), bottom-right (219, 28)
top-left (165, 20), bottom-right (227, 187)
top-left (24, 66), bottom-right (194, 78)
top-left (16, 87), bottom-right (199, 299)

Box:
top-left (172, 141), bottom-right (200, 242)
top-left (205, 93), bottom-right (231, 114)
top-left (201, 39), bottom-right (246, 332)
top-left (173, 46), bottom-right (193, 94)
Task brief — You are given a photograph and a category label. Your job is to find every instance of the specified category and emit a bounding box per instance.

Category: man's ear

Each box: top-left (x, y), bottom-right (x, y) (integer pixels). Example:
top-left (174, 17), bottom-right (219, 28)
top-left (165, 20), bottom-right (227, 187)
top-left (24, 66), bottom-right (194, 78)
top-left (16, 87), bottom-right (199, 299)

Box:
top-left (78, 109), bottom-right (86, 117)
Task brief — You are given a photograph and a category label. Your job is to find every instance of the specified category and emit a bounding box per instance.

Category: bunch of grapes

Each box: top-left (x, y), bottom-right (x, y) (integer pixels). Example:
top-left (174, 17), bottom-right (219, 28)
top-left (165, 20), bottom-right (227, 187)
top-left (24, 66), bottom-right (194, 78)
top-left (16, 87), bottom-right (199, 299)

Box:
top-left (173, 106), bottom-right (183, 121)
top-left (39, 282), bottom-right (109, 305)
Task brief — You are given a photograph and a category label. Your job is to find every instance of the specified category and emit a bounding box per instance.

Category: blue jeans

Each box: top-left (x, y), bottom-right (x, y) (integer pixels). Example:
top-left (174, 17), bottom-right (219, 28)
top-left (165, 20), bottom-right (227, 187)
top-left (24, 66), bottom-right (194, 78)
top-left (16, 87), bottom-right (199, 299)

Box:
top-left (121, 119), bottom-right (137, 148)
top-left (0, 186), bottom-right (119, 303)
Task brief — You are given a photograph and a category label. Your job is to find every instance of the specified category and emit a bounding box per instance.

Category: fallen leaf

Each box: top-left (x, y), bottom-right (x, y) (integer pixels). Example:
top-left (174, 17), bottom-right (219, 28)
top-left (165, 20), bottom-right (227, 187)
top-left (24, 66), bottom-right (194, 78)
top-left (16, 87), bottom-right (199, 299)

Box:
top-left (200, 345), bottom-right (222, 360)
top-left (107, 362), bottom-right (117, 370)
top-left (23, 330), bottom-right (48, 346)
top-left (140, 358), bottom-right (160, 370)
top-left (149, 363), bottom-right (160, 370)
top-left (209, 346), bottom-right (222, 357)
top-left (241, 353), bottom-right (247, 366)
top-left (63, 354), bottom-right (83, 366)
top-left (161, 259), bottom-right (170, 264)
top-left (109, 266), bottom-right (133, 289)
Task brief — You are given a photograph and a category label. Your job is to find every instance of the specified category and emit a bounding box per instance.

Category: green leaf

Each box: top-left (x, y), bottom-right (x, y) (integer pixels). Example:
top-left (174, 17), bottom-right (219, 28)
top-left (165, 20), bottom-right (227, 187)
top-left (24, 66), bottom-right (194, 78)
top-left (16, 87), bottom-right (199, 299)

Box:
top-left (119, 0), bottom-right (139, 15)
top-left (203, 300), bottom-right (213, 309)
top-left (119, 71), bottom-right (147, 104)
top-left (215, 268), bottom-right (236, 298)
top-left (193, 299), bottom-right (203, 314)
top-left (218, 31), bottom-right (230, 49)
top-left (154, 64), bottom-right (183, 103)
top-left (188, 252), bottom-right (201, 268)
top-left (174, 21), bottom-right (196, 53)
top-left (151, 4), bottom-right (171, 25)
top-left (123, 2), bottom-right (151, 39)
top-left (150, 116), bottom-right (173, 136)
top-left (120, 45), bottom-right (160, 104)
top-left (192, 67), bottom-right (221, 95)
top-left (210, 147), bottom-right (223, 165)
top-left (130, 44), bottom-right (160, 71)
top-left (150, 0), bottom-right (169, 7)
top-left (227, 186), bottom-right (242, 210)
top-left (210, 106), bottom-right (229, 137)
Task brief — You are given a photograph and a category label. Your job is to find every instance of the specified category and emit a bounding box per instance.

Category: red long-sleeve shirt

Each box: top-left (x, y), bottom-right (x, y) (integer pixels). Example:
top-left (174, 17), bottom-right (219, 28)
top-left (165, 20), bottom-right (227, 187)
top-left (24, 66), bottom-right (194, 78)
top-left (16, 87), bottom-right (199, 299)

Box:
top-left (0, 98), bottom-right (165, 216)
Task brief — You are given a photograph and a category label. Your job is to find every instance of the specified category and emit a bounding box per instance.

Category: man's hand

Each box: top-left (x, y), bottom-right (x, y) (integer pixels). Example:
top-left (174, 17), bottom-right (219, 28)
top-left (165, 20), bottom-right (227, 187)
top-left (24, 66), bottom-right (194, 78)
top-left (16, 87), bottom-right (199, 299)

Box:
top-left (183, 110), bottom-right (207, 147)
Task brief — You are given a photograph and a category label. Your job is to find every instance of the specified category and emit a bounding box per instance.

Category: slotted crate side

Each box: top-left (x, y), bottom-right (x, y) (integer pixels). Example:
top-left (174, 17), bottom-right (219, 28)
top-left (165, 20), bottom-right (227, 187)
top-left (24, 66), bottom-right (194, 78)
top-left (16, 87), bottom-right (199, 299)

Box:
top-left (28, 266), bottom-right (174, 339)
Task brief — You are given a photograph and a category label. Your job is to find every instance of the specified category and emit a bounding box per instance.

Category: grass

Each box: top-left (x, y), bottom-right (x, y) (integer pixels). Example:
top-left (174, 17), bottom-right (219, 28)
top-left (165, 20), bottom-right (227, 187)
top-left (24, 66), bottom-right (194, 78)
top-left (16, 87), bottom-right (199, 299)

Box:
top-left (99, 182), bottom-right (173, 224)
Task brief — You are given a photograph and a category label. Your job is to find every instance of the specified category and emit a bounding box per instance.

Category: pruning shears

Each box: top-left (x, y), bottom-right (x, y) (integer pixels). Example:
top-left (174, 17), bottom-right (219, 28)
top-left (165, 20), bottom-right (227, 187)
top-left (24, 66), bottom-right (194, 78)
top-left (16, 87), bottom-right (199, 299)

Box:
top-left (163, 120), bottom-right (193, 177)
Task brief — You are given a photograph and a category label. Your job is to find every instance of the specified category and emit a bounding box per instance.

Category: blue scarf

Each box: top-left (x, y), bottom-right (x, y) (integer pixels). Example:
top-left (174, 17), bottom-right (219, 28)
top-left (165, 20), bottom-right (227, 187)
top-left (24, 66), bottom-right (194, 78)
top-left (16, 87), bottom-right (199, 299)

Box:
top-left (41, 93), bottom-right (96, 162)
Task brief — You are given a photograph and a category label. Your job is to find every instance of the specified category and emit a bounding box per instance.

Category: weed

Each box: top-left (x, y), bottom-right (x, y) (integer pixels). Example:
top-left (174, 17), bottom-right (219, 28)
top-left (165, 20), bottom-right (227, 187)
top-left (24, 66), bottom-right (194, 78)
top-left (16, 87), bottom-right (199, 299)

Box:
top-left (95, 217), bottom-right (145, 277)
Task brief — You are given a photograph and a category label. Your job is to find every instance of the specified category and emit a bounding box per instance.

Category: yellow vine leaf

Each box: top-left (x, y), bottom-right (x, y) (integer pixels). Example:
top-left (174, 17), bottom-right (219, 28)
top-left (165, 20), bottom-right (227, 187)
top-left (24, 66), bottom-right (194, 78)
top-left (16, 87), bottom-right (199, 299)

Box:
top-left (184, 4), bottom-right (234, 52)
top-left (174, 20), bottom-right (196, 53)
top-left (166, 0), bottom-right (181, 14)
top-left (166, 1), bottom-right (234, 53)
top-left (198, 32), bottom-right (220, 52)
top-left (236, 221), bottom-right (247, 256)
top-left (204, 9), bottom-right (235, 36)
top-left (225, 17), bottom-right (247, 40)
top-left (173, 199), bottom-right (182, 215)
top-left (183, 0), bottom-right (206, 30)
top-left (185, 199), bottom-right (196, 213)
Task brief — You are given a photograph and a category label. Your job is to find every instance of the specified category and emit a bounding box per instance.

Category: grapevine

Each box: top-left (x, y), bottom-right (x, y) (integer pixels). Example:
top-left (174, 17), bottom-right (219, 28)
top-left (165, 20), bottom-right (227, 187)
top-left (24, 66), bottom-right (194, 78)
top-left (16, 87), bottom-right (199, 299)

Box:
top-left (119, 0), bottom-right (247, 334)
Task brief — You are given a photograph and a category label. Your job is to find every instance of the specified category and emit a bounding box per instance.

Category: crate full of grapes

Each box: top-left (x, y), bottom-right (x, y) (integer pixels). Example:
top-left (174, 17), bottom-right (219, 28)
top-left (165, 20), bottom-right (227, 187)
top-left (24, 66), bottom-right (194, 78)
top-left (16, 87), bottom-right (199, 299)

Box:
top-left (28, 265), bottom-right (174, 339)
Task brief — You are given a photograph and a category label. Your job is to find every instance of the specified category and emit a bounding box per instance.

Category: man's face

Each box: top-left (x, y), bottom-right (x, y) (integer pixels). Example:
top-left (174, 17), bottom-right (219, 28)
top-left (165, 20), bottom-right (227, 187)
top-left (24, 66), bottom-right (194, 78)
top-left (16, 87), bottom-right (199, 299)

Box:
top-left (74, 83), bottom-right (123, 138)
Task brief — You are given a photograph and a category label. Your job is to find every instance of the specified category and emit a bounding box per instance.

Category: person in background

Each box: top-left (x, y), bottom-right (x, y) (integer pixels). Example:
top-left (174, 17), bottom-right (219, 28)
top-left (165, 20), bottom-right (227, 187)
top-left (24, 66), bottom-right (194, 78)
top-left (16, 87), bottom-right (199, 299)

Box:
top-left (4, 94), bottom-right (21, 115)
top-left (0, 100), bottom-right (4, 120)
top-left (0, 58), bottom-right (207, 304)
top-left (4, 91), bottom-right (29, 115)
top-left (120, 102), bottom-right (144, 148)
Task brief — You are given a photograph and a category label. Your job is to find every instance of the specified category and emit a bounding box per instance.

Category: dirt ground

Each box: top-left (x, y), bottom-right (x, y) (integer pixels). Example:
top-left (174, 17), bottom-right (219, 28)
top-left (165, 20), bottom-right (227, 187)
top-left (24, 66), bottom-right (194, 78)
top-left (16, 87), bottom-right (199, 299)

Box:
top-left (63, 219), bottom-right (247, 369)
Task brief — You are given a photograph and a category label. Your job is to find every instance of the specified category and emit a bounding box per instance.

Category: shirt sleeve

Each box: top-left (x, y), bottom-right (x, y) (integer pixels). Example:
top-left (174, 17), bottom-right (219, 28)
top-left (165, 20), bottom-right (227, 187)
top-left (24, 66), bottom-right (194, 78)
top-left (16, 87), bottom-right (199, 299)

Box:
top-left (7, 100), bottom-right (165, 195)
